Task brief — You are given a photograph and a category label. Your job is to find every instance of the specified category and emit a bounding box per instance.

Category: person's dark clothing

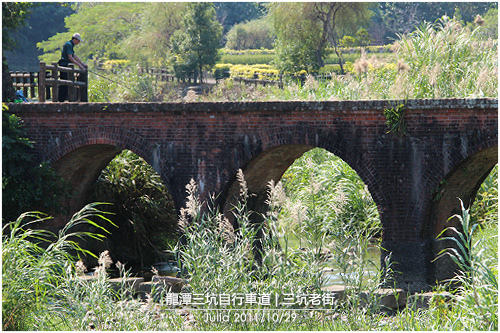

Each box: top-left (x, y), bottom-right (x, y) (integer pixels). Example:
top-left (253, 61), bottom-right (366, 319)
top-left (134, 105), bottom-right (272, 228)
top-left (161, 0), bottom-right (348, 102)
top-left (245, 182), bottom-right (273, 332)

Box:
top-left (59, 40), bottom-right (75, 67)
top-left (58, 71), bottom-right (69, 102)
top-left (58, 40), bottom-right (75, 101)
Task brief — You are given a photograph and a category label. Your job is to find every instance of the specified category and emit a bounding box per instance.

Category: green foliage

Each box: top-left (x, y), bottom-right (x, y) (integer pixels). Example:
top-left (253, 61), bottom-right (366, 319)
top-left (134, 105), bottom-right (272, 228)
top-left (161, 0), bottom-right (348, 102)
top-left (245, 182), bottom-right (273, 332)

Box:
top-left (93, 150), bottom-right (177, 268)
top-left (395, 16), bottom-right (498, 99)
top-left (171, 2), bottom-right (223, 83)
top-left (383, 103), bottom-right (407, 135)
top-left (356, 28), bottom-right (372, 47)
top-left (215, 2), bottom-right (266, 34)
top-left (432, 201), bottom-right (498, 330)
top-left (87, 68), bottom-right (181, 102)
top-left (470, 165), bottom-right (498, 228)
top-left (124, 2), bottom-right (186, 67)
top-left (268, 2), bottom-right (323, 74)
top-left (2, 2), bottom-right (34, 51)
top-left (467, 7), bottom-right (498, 40)
top-left (481, 7), bottom-right (498, 39)
top-left (269, 2), bottom-right (372, 72)
top-left (176, 178), bottom-right (332, 329)
top-left (340, 35), bottom-right (356, 48)
top-left (206, 17), bottom-right (496, 102)
top-left (3, 2), bottom-right (73, 71)
top-left (37, 3), bottom-right (143, 64)
top-left (378, 2), bottom-right (496, 41)
top-left (280, 148), bottom-right (381, 239)
top-left (225, 18), bottom-right (274, 50)
top-left (2, 104), bottom-right (69, 222)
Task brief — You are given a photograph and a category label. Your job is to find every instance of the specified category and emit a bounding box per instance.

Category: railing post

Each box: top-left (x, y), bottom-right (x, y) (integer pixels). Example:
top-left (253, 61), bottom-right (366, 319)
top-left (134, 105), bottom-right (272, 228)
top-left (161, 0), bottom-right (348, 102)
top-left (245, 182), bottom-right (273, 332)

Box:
top-left (38, 62), bottom-right (46, 102)
top-left (21, 71), bottom-right (28, 97)
top-left (13, 71), bottom-right (20, 93)
top-left (79, 70), bottom-right (88, 102)
top-left (30, 72), bottom-right (36, 98)
top-left (51, 62), bottom-right (59, 102)
top-left (68, 64), bottom-right (75, 101)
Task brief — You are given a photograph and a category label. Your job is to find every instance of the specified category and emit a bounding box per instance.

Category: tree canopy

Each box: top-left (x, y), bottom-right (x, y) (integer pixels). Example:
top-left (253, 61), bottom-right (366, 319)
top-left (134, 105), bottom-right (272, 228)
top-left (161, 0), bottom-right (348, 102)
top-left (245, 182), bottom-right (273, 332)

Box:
top-left (37, 2), bottom-right (142, 65)
top-left (269, 2), bottom-right (372, 74)
top-left (171, 2), bottom-right (222, 83)
top-left (2, 2), bottom-right (33, 51)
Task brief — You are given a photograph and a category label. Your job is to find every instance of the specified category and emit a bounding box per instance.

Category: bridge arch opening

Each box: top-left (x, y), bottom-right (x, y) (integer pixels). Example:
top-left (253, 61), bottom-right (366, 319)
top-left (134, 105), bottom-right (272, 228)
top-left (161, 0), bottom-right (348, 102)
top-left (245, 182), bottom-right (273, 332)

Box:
top-left (53, 145), bottom-right (178, 272)
top-left (427, 145), bottom-right (498, 283)
top-left (222, 145), bottom-right (381, 284)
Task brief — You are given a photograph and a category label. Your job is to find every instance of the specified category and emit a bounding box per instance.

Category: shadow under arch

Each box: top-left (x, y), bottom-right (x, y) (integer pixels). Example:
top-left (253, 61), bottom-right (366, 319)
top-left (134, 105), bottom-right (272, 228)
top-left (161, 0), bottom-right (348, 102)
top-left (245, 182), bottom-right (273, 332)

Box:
top-left (426, 145), bottom-right (498, 283)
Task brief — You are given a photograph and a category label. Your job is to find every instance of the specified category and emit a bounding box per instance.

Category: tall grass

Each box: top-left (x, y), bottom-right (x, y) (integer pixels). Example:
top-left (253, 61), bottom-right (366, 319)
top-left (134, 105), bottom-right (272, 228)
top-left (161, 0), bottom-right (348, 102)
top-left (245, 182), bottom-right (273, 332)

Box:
top-left (391, 202), bottom-right (498, 331)
top-left (2, 203), bottom-right (114, 330)
top-left (176, 175), bottom-right (331, 330)
top-left (88, 68), bottom-right (183, 102)
top-left (394, 17), bottom-right (498, 99)
top-left (2, 168), bottom-right (497, 330)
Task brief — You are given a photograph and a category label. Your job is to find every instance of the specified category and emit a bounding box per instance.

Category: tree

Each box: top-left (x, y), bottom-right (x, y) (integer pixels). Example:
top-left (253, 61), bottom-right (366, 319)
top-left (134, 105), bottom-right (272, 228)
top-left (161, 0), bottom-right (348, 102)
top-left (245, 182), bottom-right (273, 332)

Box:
top-left (378, 2), bottom-right (497, 42)
top-left (37, 3), bottom-right (142, 64)
top-left (269, 2), bottom-right (323, 74)
top-left (4, 3), bottom-right (73, 72)
top-left (124, 2), bottom-right (186, 67)
top-left (356, 28), bottom-right (372, 47)
top-left (171, 2), bottom-right (222, 84)
top-left (2, 104), bottom-right (69, 222)
top-left (215, 2), bottom-right (265, 34)
top-left (2, 2), bottom-right (34, 101)
top-left (269, 2), bottom-right (372, 74)
top-left (225, 18), bottom-right (274, 50)
top-left (2, 2), bottom-right (33, 51)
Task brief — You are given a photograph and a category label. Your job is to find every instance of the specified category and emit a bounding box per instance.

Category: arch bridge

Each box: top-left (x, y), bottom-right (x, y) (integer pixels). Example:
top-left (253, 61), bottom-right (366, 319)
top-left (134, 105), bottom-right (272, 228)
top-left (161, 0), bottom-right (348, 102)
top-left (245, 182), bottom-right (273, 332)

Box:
top-left (7, 98), bottom-right (498, 292)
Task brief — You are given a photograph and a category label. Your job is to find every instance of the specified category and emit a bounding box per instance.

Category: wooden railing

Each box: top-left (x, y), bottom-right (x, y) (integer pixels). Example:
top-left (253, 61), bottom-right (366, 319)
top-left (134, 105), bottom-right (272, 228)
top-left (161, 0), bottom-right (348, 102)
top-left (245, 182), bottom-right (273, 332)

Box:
top-left (38, 62), bottom-right (88, 102)
top-left (10, 62), bottom-right (89, 102)
top-left (10, 71), bottom-right (38, 99)
top-left (138, 67), bottom-right (177, 82)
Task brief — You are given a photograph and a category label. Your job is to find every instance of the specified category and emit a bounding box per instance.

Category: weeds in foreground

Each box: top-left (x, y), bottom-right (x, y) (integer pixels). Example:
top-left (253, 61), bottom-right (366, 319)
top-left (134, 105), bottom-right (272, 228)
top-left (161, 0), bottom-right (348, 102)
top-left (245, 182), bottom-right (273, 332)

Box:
top-left (2, 203), bottom-right (115, 330)
top-left (2, 170), bottom-right (497, 330)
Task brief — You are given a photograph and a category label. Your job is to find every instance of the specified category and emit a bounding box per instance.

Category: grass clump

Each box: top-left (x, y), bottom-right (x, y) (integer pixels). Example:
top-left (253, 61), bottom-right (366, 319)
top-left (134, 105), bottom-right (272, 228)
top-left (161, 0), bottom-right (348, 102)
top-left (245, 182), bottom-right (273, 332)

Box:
top-left (2, 203), bottom-right (115, 330)
top-left (176, 175), bottom-right (329, 330)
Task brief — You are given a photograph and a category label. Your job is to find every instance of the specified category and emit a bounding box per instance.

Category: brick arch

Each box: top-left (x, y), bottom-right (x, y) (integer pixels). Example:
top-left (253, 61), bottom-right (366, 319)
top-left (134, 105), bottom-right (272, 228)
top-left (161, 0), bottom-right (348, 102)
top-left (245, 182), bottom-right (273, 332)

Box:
top-left (425, 136), bottom-right (498, 237)
top-left (45, 126), bottom-right (173, 221)
top-left (424, 134), bottom-right (498, 283)
top-left (221, 124), bottom-right (384, 225)
top-left (43, 126), bottom-right (154, 168)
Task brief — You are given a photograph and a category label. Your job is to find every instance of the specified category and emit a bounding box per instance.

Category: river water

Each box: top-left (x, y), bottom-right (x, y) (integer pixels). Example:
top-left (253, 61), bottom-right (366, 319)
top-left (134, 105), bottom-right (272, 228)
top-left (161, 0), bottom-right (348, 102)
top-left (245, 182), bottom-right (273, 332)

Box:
top-left (322, 245), bottom-right (380, 286)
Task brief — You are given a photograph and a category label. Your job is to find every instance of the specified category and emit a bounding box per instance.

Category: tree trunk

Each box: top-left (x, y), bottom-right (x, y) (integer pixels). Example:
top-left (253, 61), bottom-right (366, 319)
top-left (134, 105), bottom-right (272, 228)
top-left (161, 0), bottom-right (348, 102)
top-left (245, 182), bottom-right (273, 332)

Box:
top-left (333, 45), bottom-right (345, 75)
top-left (315, 48), bottom-right (325, 68)
top-left (2, 55), bottom-right (16, 102)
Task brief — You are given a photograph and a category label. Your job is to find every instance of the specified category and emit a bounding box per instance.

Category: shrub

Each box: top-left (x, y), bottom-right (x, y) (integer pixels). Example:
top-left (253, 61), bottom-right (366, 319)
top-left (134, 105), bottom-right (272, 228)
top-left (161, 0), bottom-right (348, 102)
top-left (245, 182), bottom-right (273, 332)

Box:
top-left (225, 18), bottom-right (274, 50)
top-left (2, 104), bottom-right (69, 222)
top-left (92, 150), bottom-right (178, 269)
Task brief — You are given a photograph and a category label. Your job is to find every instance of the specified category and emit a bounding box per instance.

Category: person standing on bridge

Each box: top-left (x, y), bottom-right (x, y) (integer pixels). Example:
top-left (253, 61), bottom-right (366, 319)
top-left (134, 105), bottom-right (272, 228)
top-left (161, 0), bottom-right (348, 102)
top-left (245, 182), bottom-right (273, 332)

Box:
top-left (58, 33), bottom-right (88, 102)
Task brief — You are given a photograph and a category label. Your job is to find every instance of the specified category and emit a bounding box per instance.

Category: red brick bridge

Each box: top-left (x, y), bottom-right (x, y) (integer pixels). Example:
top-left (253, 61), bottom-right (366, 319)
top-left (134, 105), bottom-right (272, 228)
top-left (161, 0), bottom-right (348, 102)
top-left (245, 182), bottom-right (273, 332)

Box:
top-left (7, 98), bottom-right (497, 292)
